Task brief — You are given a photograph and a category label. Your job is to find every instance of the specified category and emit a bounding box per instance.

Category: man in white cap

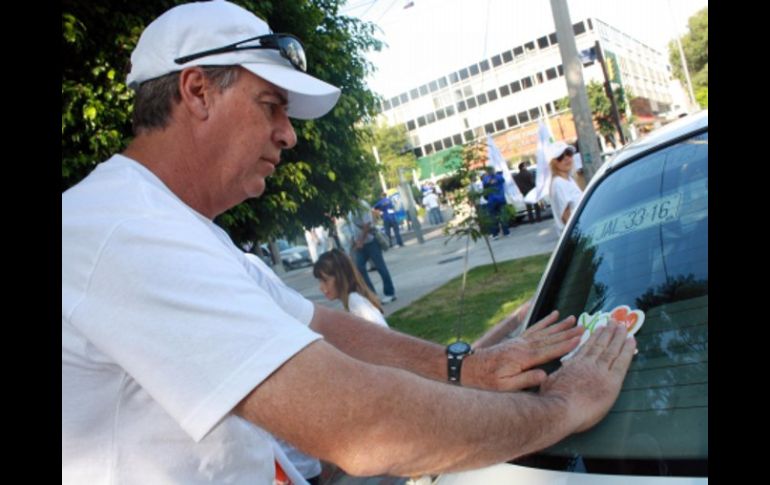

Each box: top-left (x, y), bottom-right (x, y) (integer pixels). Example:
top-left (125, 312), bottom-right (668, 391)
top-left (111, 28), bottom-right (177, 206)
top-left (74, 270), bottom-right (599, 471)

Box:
top-left (62, 2), bottom-right (636, 484)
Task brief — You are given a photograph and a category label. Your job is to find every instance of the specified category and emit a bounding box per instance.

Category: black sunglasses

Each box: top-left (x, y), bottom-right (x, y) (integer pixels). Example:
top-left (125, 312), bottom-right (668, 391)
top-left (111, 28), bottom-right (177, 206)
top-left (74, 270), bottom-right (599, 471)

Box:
top-left (174, 33), bottom-right (307, 72)
top-left (556, 149), bottom-right (574, 161)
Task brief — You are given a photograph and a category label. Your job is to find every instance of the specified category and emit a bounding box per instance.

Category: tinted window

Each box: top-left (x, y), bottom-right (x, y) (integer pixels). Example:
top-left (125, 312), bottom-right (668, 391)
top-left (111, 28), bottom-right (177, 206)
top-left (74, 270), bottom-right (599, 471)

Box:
top-left (502, 51), bottom-right (513, 63)
top-left (521, 130), bottom-right (708, 477)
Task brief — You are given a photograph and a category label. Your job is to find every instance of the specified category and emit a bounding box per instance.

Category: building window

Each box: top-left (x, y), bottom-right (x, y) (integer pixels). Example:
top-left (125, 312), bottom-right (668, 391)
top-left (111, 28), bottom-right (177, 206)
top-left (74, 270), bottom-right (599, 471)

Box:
top-left (436, 108), bottom-right (446, 120)
top-left (499, 84), bottom-right (511, 97)
top-left (457, 101), bottom-right (467, 113)
top-left (463, 85), bottom-right (474, 97)
top-left (438, 77), bottom-right (448, 88)
top-left (507, 114), bottom-right (518, 127)
top-left (513, 45), bottom-right (524, 57)
top-left (400, 93), bottom-right (409, 104)
top-left (546, 67), bottom-right (558, 80)
top-left (383, 99), bottom-right (392, 111)
top-left (433, 140), bottom-right (443, 151)
top-left (424, 144), bottom-right (434, 155)
top-left (477, 93), bottom-right (488, 105)
top-left (419, 84), bottom-right (428, 96)
top-left (463, 117), bottom-right (470, 129)
top-left (459, 68), bottom-right (470, 80)
top-left (429, 80), bottom-right (439, 92)
top-left (487, 89), bottom-right (498, 102)
top-left (449, 72), bottom-right (459, 84)
top-left (464, 130), bottom-right (474, 142)
top-left (479, 60), bottom-right (490, 72)
top-left (545, 103), bottom-right (553, 114)
top-left (453, 134), bottom-right (463, 146)
top-left (558, 64), bottom-right (564, 76)
top-left (573, 21), bottom-right (586, 35)
top-left (502, 50), bottom-right (513, 63)
top-left (491, 54), bottom-right (502, 67)
top-left (466, 97), bottom-right (477, 109)
top-left (511, 80), bottom-right (522, 93)
top-left (494, 119), bottom-right (506, 131)
top-left (426, 112), bottom-right (436, 124)
top-left (524, 41), bottom-right (536, 52)
top-left (587, 18), bottom-right (593, 30)
top-left (549, 32), bottom-right (558, 45)
top-left (410, 88), bottom-right (419, 100)
top-left (443, 137), bottom-right (453, 148)
top-left (537, 36), bottom-right (549, 49)
top-left (413, 147), bottom-right (423, 158)
top-left (469, 63), bottom-right (480, 76)
top-left (417, 115), bottom-right (426, 127)
top-left (445, 105), bottom-right (455, 117)
top-left (518, 110), bottom-right (530, 123)
top-left (454, 89), bottom-right (464, 101)
top-left (529, 107), bottom-right (541, 119)
top-left (484, 123), bottom-right (495, 134)
top-left (536, 72), bottom-right (544, 84)
top-left (407, 120), bottom-right (416, 131)
top-left (391, 96), bottom-right (400, 108)
top-left (521, 76), bottom-right (533, 89)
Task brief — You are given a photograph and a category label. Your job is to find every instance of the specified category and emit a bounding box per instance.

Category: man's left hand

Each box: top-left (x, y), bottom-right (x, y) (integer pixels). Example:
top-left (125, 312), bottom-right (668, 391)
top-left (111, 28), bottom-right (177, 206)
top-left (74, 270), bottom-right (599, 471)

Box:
top-left (463, 311), bottom-right (583, 391)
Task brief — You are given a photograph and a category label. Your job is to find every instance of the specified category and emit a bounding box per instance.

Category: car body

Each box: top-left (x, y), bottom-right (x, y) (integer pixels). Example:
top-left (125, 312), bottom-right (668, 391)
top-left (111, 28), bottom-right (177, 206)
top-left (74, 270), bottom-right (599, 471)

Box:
top-left (280, 245), bottom-right (313, 271)
top-left (437, 110), bottom-right (708, 484)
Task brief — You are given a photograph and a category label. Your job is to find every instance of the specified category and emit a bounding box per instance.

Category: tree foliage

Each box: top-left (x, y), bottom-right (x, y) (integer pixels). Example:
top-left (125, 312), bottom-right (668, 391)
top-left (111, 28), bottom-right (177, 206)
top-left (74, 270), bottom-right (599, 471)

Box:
top-left (365, 121), bottom-right (417, 192)
top-left (62, 0), bottom-right (383, 245)
top-left (668, 7), bottom-right (708, 108)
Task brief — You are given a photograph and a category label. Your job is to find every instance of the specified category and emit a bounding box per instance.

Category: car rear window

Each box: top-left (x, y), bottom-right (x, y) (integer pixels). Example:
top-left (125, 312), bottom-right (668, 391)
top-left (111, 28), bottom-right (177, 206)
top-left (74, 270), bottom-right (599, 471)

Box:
top-left (520, 130), bottom-right (708, 476)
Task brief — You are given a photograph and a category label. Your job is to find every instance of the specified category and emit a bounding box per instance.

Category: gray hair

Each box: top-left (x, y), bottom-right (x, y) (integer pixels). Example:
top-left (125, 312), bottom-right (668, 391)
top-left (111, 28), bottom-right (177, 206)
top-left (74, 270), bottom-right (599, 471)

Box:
top-left (131, 66), bottom-right (242, 134)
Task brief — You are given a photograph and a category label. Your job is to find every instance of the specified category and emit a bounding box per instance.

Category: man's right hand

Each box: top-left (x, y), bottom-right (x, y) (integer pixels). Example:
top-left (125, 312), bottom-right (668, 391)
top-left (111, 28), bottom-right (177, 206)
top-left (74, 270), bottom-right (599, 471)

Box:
top-left (539, 321), bottom-right (636, 434)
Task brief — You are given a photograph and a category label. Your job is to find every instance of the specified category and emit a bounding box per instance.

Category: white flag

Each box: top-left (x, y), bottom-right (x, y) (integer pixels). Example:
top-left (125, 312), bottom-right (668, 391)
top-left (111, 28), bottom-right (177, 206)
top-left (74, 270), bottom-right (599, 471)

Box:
top-left (533, 119), bottom-right (555, 204)
top-left (486, 135), bottom-right (522, 204)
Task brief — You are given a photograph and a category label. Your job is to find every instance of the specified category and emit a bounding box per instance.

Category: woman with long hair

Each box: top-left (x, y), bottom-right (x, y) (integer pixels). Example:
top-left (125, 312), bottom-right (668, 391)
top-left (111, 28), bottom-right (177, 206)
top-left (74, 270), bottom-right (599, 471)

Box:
top-left (313, 249), bottom-right (388, 326)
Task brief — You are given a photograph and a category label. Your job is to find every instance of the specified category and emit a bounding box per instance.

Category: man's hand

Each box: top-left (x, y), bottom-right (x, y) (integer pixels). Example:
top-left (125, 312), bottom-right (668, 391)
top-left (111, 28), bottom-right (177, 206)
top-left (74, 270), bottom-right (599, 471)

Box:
top-left (539, 321), bottom-right (636, 433)
top-left (464, 311), bottom-right (584, 391)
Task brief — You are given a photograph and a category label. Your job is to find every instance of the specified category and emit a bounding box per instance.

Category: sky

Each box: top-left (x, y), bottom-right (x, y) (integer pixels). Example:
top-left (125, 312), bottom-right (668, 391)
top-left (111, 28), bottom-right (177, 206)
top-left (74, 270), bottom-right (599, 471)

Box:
top-left (340, 0), bottom-right (708, 97)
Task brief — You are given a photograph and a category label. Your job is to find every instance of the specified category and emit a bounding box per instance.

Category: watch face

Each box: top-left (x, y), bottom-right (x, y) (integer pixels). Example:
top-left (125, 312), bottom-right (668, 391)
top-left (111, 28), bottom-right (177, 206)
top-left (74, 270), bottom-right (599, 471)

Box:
top-left (448, 341), bottom-right (471, 355)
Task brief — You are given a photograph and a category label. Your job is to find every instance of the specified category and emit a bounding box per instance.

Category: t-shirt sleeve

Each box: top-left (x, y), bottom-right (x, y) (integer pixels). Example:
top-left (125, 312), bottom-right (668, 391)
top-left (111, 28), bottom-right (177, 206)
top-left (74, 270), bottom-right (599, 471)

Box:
top-left (242, 253), bottom-right (314, 326)
top-left (69, 216), bottom-right (322, 442)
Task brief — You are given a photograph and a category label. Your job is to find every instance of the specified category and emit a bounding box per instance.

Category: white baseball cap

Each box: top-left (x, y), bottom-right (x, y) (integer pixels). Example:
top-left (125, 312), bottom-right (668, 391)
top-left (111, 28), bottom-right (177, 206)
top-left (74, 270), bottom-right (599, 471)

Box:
top-left (544, 141), bottom-right (575, 162)
top-left (126, 0), bottom-right (341, 120)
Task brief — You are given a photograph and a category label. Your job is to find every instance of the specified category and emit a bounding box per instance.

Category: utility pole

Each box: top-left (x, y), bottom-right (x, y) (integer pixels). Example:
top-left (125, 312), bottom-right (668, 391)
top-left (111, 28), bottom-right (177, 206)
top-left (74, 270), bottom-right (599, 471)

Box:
top-left (594, 40), bottom-right (626, 145)
top-left (398, 167), bottom-right (424, 244)
top-left (550, 0), bottom-right (602, 182)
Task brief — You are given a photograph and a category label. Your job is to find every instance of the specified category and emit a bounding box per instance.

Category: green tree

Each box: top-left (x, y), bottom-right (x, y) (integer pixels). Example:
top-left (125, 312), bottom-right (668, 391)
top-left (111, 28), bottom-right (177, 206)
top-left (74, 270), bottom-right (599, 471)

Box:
top-left (668, 7), bottom-right (708, 108)
top-left (366, 121), bottom-right (418, 191)
top-left (62, 0), bottom-right (383, 246)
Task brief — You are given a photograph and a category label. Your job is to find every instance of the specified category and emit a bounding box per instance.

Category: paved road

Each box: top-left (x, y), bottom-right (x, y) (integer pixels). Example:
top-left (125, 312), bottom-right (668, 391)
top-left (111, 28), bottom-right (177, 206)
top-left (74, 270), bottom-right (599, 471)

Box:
top-left (277, 218), bottom-right (560, 317)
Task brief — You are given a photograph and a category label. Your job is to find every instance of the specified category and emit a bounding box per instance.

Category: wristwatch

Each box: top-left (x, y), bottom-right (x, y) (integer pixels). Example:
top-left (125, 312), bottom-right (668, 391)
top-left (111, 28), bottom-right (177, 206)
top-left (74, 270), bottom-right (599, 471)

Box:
top-left (446, 341), bottom-right (473, 384)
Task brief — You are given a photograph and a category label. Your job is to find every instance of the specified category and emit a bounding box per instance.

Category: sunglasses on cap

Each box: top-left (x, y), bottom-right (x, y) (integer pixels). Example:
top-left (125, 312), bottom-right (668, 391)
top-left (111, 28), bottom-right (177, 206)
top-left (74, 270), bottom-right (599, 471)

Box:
top-left (556, 149), bottom-right (574, 161)
top-left (174, 33), bottom-right (307, 72)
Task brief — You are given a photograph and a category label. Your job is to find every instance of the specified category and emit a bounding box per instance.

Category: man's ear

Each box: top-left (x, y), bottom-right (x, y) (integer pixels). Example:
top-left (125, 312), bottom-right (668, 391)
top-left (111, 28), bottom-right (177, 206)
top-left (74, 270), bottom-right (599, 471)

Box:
top-left (178, 67), bottom-right (213, 120)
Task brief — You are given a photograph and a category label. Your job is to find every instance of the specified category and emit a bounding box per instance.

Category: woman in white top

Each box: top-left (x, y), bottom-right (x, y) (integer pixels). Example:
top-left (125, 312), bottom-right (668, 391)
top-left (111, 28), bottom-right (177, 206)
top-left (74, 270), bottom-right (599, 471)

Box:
top-left (547, 141), bottom-right (584, 234)
top-left (313, 248), bottom-right (388, 327)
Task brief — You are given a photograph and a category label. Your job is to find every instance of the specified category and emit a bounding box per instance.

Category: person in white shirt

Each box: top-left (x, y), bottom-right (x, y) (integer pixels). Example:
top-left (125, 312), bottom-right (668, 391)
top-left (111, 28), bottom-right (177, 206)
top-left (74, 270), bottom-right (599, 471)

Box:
top-left (546, 141), bottom-right (585, 234)
top-left (422, 189), bottom-right (443, 225)
top-left (313, 249), bottom-right (388, 327)
top-left (62, 2), bottom-right (635, 484)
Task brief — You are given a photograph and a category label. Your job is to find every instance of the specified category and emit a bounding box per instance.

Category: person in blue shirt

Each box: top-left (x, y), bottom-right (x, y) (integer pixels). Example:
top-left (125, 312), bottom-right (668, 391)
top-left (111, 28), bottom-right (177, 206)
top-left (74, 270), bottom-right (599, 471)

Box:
top-left (373, 192), bottom-right (404, 248)
top-left (482, 167), bottom-right (510, 238)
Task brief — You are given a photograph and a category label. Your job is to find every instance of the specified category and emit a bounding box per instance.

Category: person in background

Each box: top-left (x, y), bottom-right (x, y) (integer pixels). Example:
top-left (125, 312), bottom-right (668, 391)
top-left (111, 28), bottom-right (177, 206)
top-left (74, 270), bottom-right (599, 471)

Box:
top-left (349, 198), bottom-right (397, 304)
top-left (422, 189), bottom-right (443, 225)
top-left (313, 249), bottom-right (388, 327)
top-left (547, 141), bottom-right (584, 234)
top-left (513, 161), bottom-right (541, 224)
top-left (481, 166), bottom-right (510, 239)
top-left (373, 192), bottom-right (404, 248)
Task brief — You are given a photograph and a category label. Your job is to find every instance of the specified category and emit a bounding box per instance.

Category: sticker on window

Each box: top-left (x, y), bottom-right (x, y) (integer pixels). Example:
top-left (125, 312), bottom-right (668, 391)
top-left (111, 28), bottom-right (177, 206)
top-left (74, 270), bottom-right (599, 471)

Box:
top-left (561, 305), bottom-right (645, 361)
top-left (587, 193), bottom-right (682, 245)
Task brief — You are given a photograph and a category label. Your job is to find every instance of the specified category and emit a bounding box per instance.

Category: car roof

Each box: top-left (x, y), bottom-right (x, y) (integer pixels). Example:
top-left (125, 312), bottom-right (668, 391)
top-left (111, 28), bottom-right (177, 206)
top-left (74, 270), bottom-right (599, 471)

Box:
top-left (594, 110), bottom-right (708, 179)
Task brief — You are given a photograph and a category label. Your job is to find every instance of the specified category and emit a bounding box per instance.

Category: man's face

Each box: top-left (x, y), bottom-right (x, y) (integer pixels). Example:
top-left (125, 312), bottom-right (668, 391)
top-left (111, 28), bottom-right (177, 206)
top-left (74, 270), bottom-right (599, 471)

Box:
top-left (206, 69), bottom-right (297, 202)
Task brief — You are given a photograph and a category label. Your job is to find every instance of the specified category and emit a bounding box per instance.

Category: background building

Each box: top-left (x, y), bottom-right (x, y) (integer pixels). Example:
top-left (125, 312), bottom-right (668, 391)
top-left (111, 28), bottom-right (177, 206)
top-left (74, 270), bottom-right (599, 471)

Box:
top-left (377, 17), bottom-right (679, 183)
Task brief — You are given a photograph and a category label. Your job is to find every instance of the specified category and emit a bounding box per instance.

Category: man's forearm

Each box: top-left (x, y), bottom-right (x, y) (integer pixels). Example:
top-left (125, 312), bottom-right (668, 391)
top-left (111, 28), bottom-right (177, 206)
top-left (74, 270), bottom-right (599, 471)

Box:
top-left (311, 304), bottom-right (446, 382)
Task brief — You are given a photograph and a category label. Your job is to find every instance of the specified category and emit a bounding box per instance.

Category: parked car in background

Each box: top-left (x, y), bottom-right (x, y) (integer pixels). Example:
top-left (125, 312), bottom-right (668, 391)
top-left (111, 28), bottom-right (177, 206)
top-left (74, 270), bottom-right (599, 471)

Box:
top-left (437, 110), bottom-right (708, 484)
top-left (279, 245), bottom-right (313, 271)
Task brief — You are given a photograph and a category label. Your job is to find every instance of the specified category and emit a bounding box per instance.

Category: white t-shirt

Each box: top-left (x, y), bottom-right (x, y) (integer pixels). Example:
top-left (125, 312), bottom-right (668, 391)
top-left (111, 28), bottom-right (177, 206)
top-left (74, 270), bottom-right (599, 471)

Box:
top-left (422, 192), bottom-right (439, 209)
top-left (348, 292), bottom-right (389, 327)
top-left (550, 176), bottom-right (584, 234)
top-left (62, 155), bottom-right (320, 484)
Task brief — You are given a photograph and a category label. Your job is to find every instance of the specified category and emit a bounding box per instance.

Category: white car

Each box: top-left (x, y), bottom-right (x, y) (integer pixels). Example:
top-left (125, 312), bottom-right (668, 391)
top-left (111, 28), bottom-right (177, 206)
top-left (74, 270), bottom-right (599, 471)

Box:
top-left (437, 111), bottom-right (708, 484)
